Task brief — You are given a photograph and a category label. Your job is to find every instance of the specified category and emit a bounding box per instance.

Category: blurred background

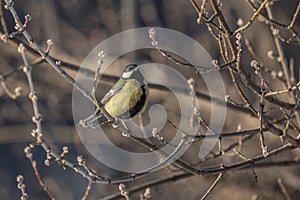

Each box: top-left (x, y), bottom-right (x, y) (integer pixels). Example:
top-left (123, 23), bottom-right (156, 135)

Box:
top-left (0, 0), bottom-right (300, 199)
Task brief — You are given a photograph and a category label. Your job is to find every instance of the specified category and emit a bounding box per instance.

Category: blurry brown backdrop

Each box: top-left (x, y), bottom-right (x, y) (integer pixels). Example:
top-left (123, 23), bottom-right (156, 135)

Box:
top-left (0, 0), bottom-right (300, 199)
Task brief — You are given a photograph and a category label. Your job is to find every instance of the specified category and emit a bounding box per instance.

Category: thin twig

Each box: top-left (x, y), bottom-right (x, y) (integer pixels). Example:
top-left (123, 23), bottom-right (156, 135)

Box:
top-left (0, 0), bottom-right (8, 35)
top-left (119, 184), bottom-right (130, 200)
top-left (8, 0), bottom-right (199, 183)
top-left (16, 175), bottom-right (28, 200)
top-left (148, 28), bottom-right (215, 74)
top-left (264, 81), bottom-right (300, 97)
top-left (266, 6), bottom-right (300, 127)
top-left (0, 74), bottom-right (21, 99)
top-left (200, 173), bottom-right (223, 200)
top-left (101, 158), bottom-right (300, 200)
top-left (190, 0), bottom-right (225, 34)
top-left (24, 148), bottom-right (55, 200)
top-left (82, 181), bottom-right (93, 200)
top-left (245, 0), bottom-right (300, 44)
top-left (4, 0), bottom-right (95, 104)
top-left (277, 178), bottom-right (292, 200)
top-left (234, 0), bottom-right (270, 34)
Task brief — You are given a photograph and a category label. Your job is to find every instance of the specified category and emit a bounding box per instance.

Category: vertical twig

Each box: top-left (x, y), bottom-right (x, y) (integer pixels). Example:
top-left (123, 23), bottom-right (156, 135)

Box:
top-left (289, 58), bottom-right (295, 84)
top-left (4, 0), bottom-right (95, 104)
top-left (16, 175), bottom-right (28, 200)
top-left (288, 2), bottom-right (300, 29)
top-left (277, 178), bottom-right (292, 200)
top-left (24, 146), bottom-right (56, 200)
top-left (0, 0), bottom-right (8, 35)
top-left (82, 181), bottom-right (93, 200)
top-left (266, 6), bottom-right (300, 127)
top-left (19, 44), bottom-right (56, 199)
top-left (191, 0), bottom-right (207, 24)
top-left (18, 43), bottom-right (109, 183)
top-left (92, 51), bottom-right (105, 98)
top-left (119, 184), bottom-right (131, 200)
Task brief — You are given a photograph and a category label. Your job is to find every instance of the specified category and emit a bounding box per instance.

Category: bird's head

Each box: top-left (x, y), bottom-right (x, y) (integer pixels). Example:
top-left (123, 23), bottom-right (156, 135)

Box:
top-left (121, 64), bottom-right (140, 79)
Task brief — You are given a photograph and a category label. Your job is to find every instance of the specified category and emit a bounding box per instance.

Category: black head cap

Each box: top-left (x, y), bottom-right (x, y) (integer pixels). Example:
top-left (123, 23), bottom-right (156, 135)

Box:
top-left (124, 64), bottom-right (138, 72)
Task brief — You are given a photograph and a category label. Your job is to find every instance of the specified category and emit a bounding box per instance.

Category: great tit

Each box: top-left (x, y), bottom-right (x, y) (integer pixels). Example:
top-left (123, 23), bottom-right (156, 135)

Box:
top-left (99, 64), bottom-right (149, 120)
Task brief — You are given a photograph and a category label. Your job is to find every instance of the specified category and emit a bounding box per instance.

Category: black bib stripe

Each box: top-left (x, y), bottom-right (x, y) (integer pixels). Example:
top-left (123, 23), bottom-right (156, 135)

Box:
top-left (118, 84), bottom-right (147, 119)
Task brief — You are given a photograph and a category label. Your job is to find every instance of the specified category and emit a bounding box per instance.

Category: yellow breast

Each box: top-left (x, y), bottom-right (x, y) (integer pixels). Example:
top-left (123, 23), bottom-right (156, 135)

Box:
top-left (104, 79), bottom-right (149, 119)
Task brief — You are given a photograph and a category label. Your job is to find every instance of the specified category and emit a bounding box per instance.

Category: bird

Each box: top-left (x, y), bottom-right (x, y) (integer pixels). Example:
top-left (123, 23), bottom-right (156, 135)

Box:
top-left (99, 64), bottom-right (149, 120)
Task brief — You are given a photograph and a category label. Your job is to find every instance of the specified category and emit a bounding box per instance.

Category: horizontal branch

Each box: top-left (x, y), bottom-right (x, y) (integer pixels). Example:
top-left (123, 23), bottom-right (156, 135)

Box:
top-left (102, 156), bottom-right (300, 200)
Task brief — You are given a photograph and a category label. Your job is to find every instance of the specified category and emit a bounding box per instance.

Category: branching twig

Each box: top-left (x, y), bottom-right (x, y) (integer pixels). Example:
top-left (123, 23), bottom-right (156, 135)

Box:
top-left (234, 0), bottom-right (270, 34)
top-left (24, 146), bottom-right (55, 200)
top-left (101, 157), bottom-right (300, 200)
top-left (1, 1), bottom-right (300, 199)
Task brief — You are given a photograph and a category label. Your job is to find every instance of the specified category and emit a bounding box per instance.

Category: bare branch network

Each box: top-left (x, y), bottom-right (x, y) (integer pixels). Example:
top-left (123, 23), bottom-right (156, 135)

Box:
top-left (0, 0), bottom-right (299, 199)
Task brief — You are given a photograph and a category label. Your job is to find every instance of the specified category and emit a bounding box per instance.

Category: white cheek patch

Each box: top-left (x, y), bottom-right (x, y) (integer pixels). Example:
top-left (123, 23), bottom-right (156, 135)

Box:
top-left (122, 71), bottom-right (134, 79)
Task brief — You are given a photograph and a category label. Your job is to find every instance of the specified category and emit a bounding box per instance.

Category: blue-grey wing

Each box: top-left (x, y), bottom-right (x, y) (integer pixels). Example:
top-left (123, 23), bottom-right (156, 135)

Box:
top-left (100, 79), bottom-right (125, 104)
